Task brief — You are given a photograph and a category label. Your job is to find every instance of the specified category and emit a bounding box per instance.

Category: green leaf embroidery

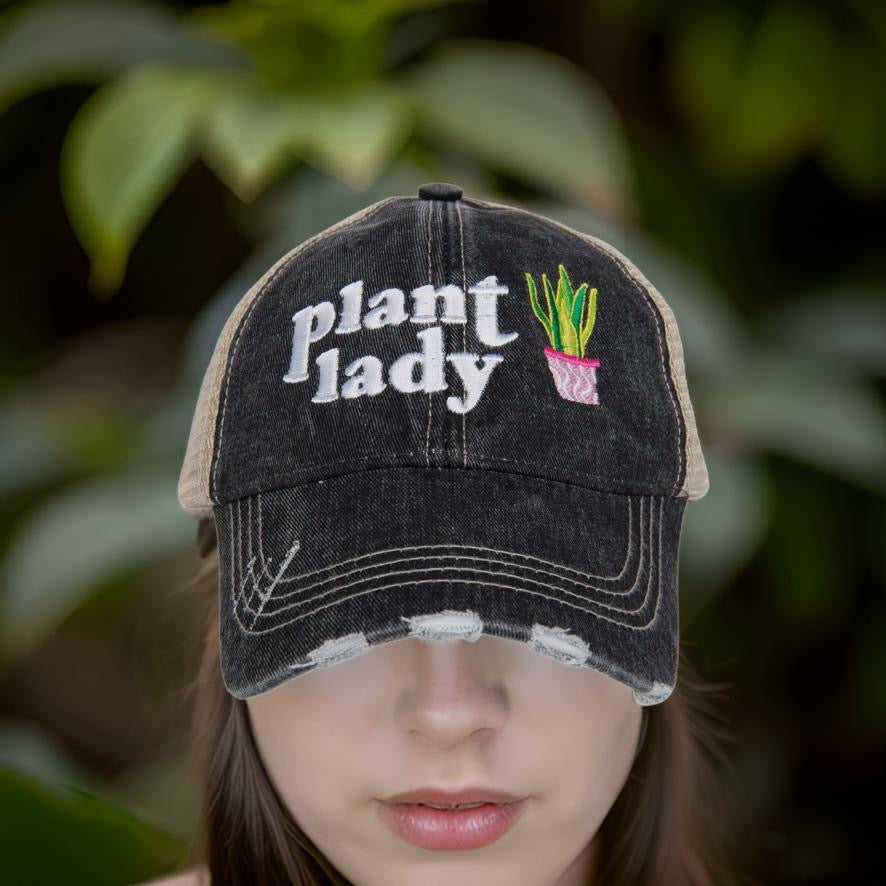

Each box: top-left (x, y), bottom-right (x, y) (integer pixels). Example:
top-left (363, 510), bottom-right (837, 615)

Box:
top-left (526, 264), bottom-right (598, 357)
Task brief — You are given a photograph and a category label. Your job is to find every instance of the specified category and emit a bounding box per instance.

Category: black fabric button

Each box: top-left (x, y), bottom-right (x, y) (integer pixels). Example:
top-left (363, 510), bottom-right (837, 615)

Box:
top-left (418, 182), bottom-right (464, 201)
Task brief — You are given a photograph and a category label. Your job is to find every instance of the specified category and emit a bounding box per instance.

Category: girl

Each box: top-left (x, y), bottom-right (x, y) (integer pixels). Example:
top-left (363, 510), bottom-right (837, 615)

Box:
top-left (145, 185), bottom-right (749, 885)
top-left (142, 519), bottom-right (744, 885)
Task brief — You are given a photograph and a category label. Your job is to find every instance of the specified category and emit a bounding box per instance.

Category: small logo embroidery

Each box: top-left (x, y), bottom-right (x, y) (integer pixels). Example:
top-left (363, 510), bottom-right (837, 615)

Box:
top-left (525, 263), bottom-right (600, 405)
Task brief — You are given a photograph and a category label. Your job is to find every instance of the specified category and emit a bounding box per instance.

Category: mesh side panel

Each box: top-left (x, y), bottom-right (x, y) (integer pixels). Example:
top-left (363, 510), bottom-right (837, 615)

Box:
top-left (177, 195), bottom-right (403, 517)
top-left (470, 197), bottom-right (710, 501)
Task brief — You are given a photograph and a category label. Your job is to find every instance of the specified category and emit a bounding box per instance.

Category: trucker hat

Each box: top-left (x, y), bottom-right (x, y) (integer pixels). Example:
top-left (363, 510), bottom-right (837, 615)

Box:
top-left (177, 181), bottom-right (709, 706)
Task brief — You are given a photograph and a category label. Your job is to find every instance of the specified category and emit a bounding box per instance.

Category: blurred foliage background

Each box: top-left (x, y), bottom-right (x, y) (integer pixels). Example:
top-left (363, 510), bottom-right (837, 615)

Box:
top-left (1, 0), bottom-right (884, 883)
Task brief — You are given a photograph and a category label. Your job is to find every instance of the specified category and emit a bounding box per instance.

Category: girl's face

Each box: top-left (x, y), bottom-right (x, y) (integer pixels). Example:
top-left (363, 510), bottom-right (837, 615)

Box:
top-left (246, 634), bottom-right (643, 886)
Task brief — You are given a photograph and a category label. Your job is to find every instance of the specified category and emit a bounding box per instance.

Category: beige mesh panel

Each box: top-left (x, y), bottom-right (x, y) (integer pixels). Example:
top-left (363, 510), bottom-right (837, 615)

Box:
top-left (469, 197), bottom-right (710, 501)
top-left (177, 195), bottom-right (403, 517)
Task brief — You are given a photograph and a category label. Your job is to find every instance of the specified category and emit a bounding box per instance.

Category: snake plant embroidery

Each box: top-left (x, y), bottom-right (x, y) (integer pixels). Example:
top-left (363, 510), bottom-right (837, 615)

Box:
top-left (525, 263), bottom-right (600, 405)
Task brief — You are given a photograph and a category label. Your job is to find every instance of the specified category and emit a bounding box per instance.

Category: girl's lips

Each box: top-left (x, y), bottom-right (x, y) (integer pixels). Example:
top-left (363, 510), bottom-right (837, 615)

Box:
top-left (376, 798), bottom-right (528, 850)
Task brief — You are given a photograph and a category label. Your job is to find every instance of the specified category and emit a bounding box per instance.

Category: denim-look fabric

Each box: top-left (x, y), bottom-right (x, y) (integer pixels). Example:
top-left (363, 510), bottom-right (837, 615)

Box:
top-left (209, 185), bottom-right (694, 706)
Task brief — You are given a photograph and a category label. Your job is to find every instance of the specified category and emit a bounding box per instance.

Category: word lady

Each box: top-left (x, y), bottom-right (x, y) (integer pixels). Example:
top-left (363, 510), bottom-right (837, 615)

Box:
top-left (283, 275), bottom-right (520, 414)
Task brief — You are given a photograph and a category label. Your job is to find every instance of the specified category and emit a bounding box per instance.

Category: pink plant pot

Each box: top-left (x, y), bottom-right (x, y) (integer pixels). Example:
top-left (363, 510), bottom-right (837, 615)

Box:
top-left (543, 346), bottom-right (600, 404)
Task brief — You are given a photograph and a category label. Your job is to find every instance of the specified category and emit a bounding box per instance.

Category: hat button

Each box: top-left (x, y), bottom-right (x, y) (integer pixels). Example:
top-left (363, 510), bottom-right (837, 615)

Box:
top-left (418, 182), bottom-right (464, 201)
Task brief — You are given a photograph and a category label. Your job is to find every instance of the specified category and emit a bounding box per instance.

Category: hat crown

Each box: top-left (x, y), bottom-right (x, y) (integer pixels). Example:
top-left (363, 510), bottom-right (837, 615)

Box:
top-left (178, 189), bottom-right (708, 517)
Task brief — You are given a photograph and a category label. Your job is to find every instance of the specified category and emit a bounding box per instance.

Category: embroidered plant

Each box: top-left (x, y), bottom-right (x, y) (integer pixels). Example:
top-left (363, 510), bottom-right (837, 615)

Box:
top-left (526, 263), bottom-right (601, 405)
top-left (525, 263), bottom-right (598, 358)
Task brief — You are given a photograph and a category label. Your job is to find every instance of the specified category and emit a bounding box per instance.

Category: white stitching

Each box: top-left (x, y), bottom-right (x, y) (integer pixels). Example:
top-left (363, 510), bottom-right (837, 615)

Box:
top-left (456, 199), bottom-right (468, 467)
top-left (250, 489), bottom-right (635, 588)
top-left (425, 200), bottom-right (433, 466)
top-left (229, 495), bottom-right (663, 636)
top-left (245, 536), bottom-right (301, 630)
top-left (229, 496), bottom-right (663, 637)
top-left (239, 495), bottom-right (651, 617)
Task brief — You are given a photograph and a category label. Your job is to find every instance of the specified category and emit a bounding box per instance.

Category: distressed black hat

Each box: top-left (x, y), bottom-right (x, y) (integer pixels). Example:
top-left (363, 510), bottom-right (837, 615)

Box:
top-left (178, 181), bottom-right (709, 705)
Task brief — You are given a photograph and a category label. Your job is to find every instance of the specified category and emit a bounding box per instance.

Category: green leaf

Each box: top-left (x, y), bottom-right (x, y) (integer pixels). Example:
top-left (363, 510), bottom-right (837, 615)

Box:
top-left (402, 38), bottom-right (632, 212)
top-left (0, 767), bottom-right (186, 886)
top-left (299, 83), bottom-right (414, 190)
top-left (201, 78), bottom-right (412, 200)
top-left (818, 35), bottom-right (886, 193)
top-left (0, 398), bottom-right (75, 497)
top-left (526, 272), bottom-right (555, 347)
top-left (60, 62), bottom-right (217, 295)
top-left (709, 350), bottom-right (886, 495)
top-left (761, 288), bottom-right (886, 378)
top-left (729, 1), bottom-right (834, 163)
top-left (542, 273), bottom-right (564, 351)
top-left (579, 286), bottom-right (598, 355)
top-left (669, 2), bottom-right (835, 169)
top-left (570, 283), bottom-right (588, 342)
top-left (0, 720), bottom-right (100, 795)
top-left (668, 3), bottom-right (747, 150)
top-left (553, 272), bottom-right (578, 355)
top-left (679, 449), bottom-right (771, 613)
top-left (0, 0), bottom-right (248, 116)
top-left (200, 74), bottom-right (313, 201)
top-left (0, 469), bottom-right (194, 661)
top-left (0, 720), bottom-right (198, 845)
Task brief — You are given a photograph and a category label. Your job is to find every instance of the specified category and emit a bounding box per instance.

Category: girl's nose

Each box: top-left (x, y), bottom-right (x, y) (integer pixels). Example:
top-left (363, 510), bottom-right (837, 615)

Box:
top-left (394, 636), bottom-right (510, 750)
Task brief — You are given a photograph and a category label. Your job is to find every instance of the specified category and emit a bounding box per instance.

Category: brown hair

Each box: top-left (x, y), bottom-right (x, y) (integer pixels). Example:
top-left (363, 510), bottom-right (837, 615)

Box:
top-left (174, 517), bottom-right (753, 886)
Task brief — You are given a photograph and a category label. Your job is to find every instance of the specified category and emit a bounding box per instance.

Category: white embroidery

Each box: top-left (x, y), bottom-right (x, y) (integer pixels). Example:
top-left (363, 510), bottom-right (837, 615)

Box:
top-left (283, 276), bottom-right (519, 413)
top-left (469, 275), bottom-right (520, 347)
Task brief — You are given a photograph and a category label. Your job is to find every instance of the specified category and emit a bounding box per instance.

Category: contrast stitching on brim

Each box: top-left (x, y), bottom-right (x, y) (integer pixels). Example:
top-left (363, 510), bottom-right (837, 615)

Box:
top-left (249, 490), bottom-right (636, 588)
top-left (224, 493), bottom-right (664, 636)
top-left (238, 495), bottom-right (652, 617)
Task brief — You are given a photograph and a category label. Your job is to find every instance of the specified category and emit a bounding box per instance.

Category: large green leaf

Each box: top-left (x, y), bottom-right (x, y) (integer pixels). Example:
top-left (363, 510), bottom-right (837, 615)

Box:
top-left (0, 720), bottom-right (198, 844)
top-left (669, 2), bottom-right (835, 169)
top-left (201, 78), bottom-right (412, 200)
top-left (818, 34), bottom-right (886, 193)
top-left (401, 38), bottom-right (632, 213)
top-left (728, 1), bottom-right (834, 163)
top-left (0, 720), bottom-right (100, 795)
top-left (0, 397), bottom-right (75, 498)
top-left (679, 449), bottom-right (771, 614)
top-left (0, 0), bottom-right (248, 117)
top-left (0, 767), bottom-right (186, 886)
top-left (59, 62), bottom-right (218, 296)
top-left (0, 469), bottom-right (194, 661)
top-left (298, 83), bottom-right (414, 191)
top-left (200, 74), bottom-right (315, 201)
top-left (667, 3), bottom-right (747, 151)
top-left (709, 350), bottom-right (886, 495)
top-left (761, 289), bottom-right (886, 378)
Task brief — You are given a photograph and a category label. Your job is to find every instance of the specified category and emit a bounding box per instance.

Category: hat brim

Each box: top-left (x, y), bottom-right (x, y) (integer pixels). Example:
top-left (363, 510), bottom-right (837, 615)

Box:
top-left (213, 467), bottom-right (687, 706)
